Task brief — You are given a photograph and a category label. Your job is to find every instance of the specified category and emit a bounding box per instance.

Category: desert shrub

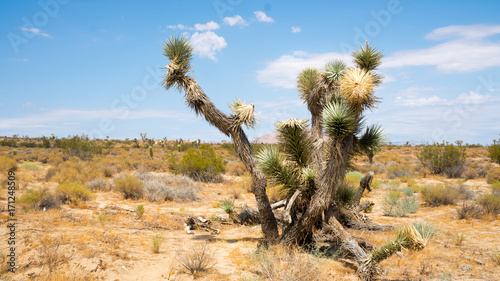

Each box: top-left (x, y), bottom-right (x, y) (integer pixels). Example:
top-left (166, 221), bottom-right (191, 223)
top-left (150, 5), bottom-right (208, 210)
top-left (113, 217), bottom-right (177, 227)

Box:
top-left (456, 201), bottom-right (483, 220)
top-left (401, 186), bottom-right (414, 196)
top-left (86, 178), bottom-right (109, 191)
top-left (102, 166), bottom-right (116, 177)
top-left (249, 245), bottom-right (326, 281)
top-left (335, 183), bottom-right (357, 206)
top-left (219, 199), bottom-right (234, 214)
top-left (420, 184), bottom-right (461, 206)
top-left (478, 194), bottom-right (500, 214)
top-left (152, 234), bottom-right (164, 254)
top-left (177, 144), bottom-right (225, 182)
top-left (226, 161), bottom-right (247, 176)
top-left (17, 189), bottom-right (42, 206)
top-left (20, 162), bottom-right (41, 171)
top-left (487, 167), bottom-right (500, 184)
top-left (54, 134), bottom-right (102, 159)
top-left (0, 139), bottom-right (17, 147)
top-left (56, 181), bottom-right (93, 203)
top-left (135, 204), bottom-right (145, 219)
top-left (345, 171), bottom-right (363, 185)
top-left (418, 142), bottom-right (466, 178)
top-left (386, 165), bottom-right (413, 179)
top-left (0, 155), bottom-right (17, 171)
top-left (114, 175), bottom-right (143, 200)
top-left (381, 191), bottom-right (419, 217)
top-left (462, 161), bottom-right (490, 180)
top-left (177, 243), bottom-right (216, 275)
top-left (489, 143), bottom-right (500, 164)
top-left (491, 181), bottom-right (500, 196)
top-left (142, 177), bottom-right (199, 202)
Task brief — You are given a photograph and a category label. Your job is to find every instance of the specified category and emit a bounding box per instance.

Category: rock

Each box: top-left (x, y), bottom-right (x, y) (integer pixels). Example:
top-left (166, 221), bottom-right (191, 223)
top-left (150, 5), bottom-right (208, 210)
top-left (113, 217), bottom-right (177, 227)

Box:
top-left (461, 264), bottom-right (473, 272)
top-left (214, 213), bottom-right (229, 221)
top-left (474, 259), bottom-right (485, 265)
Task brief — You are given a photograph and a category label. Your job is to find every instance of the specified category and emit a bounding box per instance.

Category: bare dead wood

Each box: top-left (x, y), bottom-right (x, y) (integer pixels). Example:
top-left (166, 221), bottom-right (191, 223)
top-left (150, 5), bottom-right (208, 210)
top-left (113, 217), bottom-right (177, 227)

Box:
top-left (271, 199), bottom-right (286, 210)
top-left (283, 188), bottom-right (307, 224)
top-left (184, 216), bottom-right (219, 235)
top-left (355, 172), bottom-right (374, 205)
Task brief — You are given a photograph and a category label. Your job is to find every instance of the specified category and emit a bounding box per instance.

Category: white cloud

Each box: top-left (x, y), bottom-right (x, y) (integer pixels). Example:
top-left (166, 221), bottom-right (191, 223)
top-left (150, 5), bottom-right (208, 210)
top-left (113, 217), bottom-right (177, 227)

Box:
top-left (291, 26), bottom-right (302, 33)
top-left (20, 27), bottom-right (51, 37)
top-left (166, 24), bottom-right (190, 30)
top-left (254, 11), bottom-right (274, 23)
top-left (166, 21), bottom-right (219, 31)
top-left (223, 15), bottom-right (246, 26)
top-left (425, 24), bottom-right (500, 40)
top-left (189, 31), bottom-right (227, 61)
top-left (256, 51), bottom-right (352, 88)
top-left (393, 88), bottom-right (494, 107)
top-left (11, 58), bottom-right (29, 62)
top-left (194, 21), bottom-right (220, 31)
top-left (383, 24), bottom-right (500, 73)
top-left (394, 95), bottom-right (447, 107)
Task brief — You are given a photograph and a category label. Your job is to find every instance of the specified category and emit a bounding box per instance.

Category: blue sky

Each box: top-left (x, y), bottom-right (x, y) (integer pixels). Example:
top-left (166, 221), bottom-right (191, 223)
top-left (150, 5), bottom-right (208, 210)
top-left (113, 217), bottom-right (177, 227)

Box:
top-left (1, 0), bottom-right (499, 144)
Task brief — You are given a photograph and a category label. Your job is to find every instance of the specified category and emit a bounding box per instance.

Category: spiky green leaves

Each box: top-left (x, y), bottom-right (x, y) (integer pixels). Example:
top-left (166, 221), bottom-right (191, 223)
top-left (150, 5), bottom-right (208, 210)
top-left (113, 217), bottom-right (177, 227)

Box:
top-left (352, 43), bottom-right (383, 72)
top-left (162, 35), bottom-right (193, 90)
top-left (339, 68), bottom-right (378, 115)
top-left (359, 124), bottom-right (384, 154)
top-left (255, 146), bottom-right (301, 196)
top-left (297, 68), bottom-right (320, 102)
top-left (276, 118), bottom-right (312, 168)
top-left (322, 102), bottom-right (357, 139)
top-left (229, 98), bottom-right (257, 129)
top-left (324, 60), bottom-right (347, 84)
top-left (370, 223), bottom-right (435, 264)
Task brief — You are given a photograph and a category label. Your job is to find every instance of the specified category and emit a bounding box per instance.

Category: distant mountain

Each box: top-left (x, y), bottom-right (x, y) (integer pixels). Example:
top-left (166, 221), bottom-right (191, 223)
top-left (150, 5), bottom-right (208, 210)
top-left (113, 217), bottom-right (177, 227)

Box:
top-left (252, 132), bottom-right (280, 144)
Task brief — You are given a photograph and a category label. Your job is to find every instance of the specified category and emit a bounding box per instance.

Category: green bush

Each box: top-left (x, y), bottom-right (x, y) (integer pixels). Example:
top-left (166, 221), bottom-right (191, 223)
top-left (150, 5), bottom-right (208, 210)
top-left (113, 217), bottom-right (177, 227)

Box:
top-left (56, 181), bottom-right (93, 203)
top-left (17, 189), bottom-right (60, 210)
top-left (381, 191), bottom-right (419, 217)
top-left (421, 184), bottom-right (461, 206)
top-left (418, 142), bottom-right (466, 178)
top-left (489, 143), bottom-right (500, 164)
top-left (177, 144), bottom-right (225, 182)
top-left (0, 156), bottom-right (18, 172)
top-left (487, 168), bottom-right (500, 184)
top-left (478, 194), bottom-right (500, 214)
top-left (335, 183), bottom-right (357, 206)
top-left (54, 134), bottom-right (102, 159)
top-left (20, 162), bottom-right (41, 171)
top-left (114, 175), bottom-right (143, 199)
top-left (492, 181), bottom-right (500, 196)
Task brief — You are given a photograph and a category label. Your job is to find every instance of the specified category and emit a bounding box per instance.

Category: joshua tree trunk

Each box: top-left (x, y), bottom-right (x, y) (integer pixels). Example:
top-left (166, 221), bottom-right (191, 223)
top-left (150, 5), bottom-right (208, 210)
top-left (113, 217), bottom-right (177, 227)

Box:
top-left (173, 74), bottom-right (279, 243)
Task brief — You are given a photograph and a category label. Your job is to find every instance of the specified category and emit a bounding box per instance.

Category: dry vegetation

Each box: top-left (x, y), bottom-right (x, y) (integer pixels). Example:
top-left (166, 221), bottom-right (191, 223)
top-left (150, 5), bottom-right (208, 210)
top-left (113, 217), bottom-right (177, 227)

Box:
top-left (0, 138), bottom-right (499, 280)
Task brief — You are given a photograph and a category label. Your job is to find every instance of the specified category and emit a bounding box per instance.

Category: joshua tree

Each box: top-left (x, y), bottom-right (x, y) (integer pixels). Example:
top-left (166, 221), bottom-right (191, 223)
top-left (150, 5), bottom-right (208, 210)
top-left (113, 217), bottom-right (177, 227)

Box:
top-left (162, 37), bottom-right (428, 280)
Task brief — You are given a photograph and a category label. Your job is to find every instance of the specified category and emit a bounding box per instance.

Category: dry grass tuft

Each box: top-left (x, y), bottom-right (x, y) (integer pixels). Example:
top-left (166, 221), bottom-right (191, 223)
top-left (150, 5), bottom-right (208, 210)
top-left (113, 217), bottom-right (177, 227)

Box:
top-left (177, 243), bottom-right (216, 275)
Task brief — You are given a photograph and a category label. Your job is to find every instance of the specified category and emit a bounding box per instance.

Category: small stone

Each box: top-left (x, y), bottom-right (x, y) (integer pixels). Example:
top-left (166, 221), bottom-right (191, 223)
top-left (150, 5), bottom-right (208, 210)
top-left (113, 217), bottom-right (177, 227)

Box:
top-left (214, 213), bottom-right (229, 221)
top-left (461, 264), bottom-right (473, 272)
top-left (474, 259), bottom-right (485, 265)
